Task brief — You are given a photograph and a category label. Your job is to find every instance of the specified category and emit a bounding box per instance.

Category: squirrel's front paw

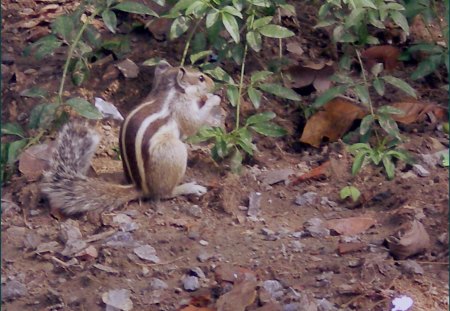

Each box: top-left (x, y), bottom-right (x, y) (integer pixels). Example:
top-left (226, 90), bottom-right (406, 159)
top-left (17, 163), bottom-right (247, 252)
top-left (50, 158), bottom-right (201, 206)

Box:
top-left (205, 94), bottom-right (221, 107)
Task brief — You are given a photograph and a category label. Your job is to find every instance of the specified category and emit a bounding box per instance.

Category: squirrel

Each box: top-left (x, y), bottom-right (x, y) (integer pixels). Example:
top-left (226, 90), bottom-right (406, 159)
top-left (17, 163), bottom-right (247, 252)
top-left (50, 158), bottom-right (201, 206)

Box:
top-left (41, 61), bottom-right (221, 215)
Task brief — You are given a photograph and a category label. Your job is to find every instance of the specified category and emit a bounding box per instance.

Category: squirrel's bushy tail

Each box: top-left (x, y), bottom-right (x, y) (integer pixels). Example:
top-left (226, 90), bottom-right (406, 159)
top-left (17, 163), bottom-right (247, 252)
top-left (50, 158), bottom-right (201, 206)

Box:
top-left (41, 122), bottom-right (140, 215)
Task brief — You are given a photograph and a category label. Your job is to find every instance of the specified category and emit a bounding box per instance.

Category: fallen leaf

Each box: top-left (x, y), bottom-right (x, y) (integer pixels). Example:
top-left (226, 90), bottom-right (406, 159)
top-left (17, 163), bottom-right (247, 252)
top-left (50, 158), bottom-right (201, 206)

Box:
top-left (116, 58), bottom-right (139, 78)
top-left (18, 143), bottom-right (54, 181)
top-left (216, 280), bottom-right (257, 311)
top-left (300, 98), bottom-right (368, 147)
top-left (290, 161), bottom-right (330, 185)
top-left (390, 100), bottom-right (448, 124)
top-left (285, 63), bottom-right (334, 92)
top-left (361, 45), bottom-right (401, 71)
top-left (386, 220), bottom-right (431, 259)
top-left (102, 289), bottom-right (133, 311)
top-left (326, 216), bottom-right (377, 236)
top-left (286, 42), bottom-right (304, 57)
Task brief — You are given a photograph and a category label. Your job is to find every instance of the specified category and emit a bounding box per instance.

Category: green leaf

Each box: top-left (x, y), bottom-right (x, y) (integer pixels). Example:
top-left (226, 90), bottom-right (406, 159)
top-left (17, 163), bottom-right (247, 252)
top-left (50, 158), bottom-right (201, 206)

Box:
top-left (442, 153), bottom-right (449, 167)
top-left (378, 115), bottom-right (401, 140)
top-left (390, 11), bottom-right (409, 35)
top-left (32, 35), bottom-right (63, 60)
top-left (250, 70), bottom-right (272, 84)
top-left (113, 1), bottom-right (158, 16)
top-left (258, 24), bottom-right (294, 38)
top-left (352, 150), bottom-right (368, 175)
top-left (169, 16), bottom-right (190, 40)
top-left (84, 25), bottom-right (102, 49)
top-left (72, 59), bottom-right (89, 86)
top-left (382, 156), bottom-right (395, 179)
top-left (360, 0), bottom-right (377, 9)
top-left (348, 143), bottom-right (371, 153)
top-left (252, 16), bottom-right (273, 29)
top-left (190, 50), bottom-right (212, 64)
top-left (222, 5), bottom-right (243, 19)
top-left (142, 57), bottom-right (163, 66)
top-left (359, 115), bottom-right (374, 135)
top-left (212, 136), bottom-right (229, 159)
top-left (226, 85), bottom-right (239, 107)
top-left (340, 186), bottom-right (361, 202)
top-left (1, 123), bottom-right (26, 138)
top-left (247, 87), bottom-right (262, 108)
top-left (230, 149), bottom-right (243, 173)
top-left (232, 0), bottom-right (244, 11)
top-left (66, 97), bottom-right (102, 119)
top-left (373, 78), bottom-right (385, 96)
top-left (312, 86), bottom-right (346, 108)
top-left (371, 63), bottom-right (384, 76)
top-left (250, 122), bottom-right (287, 137)
top-left (20, 87), bottom-right (48, 99)
top-left (258, 83), bottom-right (301, 101)
top-left (410, 55), bottom-right (442, 80)
top-left (185, 0), bottom-right (208, 17)
top-left (28, 103), bottom-right (58, 129)
top-left (52, 15), bottom-right (74, 42)
top-left (246, 31), bottom-right (262, 52)
top-left (102, 9), bottom-right (117, 33)
top-left (385, 149), bottom-right (413, 163)
top-left (246, 111), bottom-right (276, 125)
top-left (354, 85), bottom-right (370, 106)
top-left (222, 12), bottom-right (240, 43)
top-left (382, 75), bottom-right (417, 98)
top-left (377, 105), bottom-right (405, 115)
top-left (204, 67), bottom-right (235, 84)
top-left (206, 9), bottom-right (220, 28)
top-left (7, 139), bottom-right (28, 164)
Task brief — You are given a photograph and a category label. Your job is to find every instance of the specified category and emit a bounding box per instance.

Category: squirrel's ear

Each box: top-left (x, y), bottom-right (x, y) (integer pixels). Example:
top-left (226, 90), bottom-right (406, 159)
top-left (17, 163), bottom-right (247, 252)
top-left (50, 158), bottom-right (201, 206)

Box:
top-left (176, 67), bottom-right (186, 88)
top-left (154, 60), bottom-right (171, 76)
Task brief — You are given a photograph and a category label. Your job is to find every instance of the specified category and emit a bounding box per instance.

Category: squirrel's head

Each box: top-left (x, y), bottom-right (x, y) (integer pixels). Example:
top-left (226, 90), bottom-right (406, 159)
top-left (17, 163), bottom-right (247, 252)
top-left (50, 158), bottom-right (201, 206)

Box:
top-left (152, 61), bottom-right (214, 96)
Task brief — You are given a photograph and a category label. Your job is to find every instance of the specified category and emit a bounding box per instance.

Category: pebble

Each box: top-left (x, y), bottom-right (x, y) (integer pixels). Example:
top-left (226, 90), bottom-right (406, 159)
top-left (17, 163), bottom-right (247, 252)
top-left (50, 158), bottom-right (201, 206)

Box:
top-left (183, 276), bottom-right (200, 291)
top-left (248, 192), bottom-right (262, 218)
top-left (398, 260), bottom-right (424, 275)
top-left (199, 240), bottom-right (209, 246)
top-left (262, 280), bottom-right (284, 299)
top-left (102, 289), bottom-right (133, 311)
top-left (186, 205), bottom-right (202, 218)
top-left (290, 240), bottom-right (304, 253)
top-left (2, 280), bottom-right (28, 301)
top-left (190, 267), bottom-right (206, 279)
top-left (150, 278), bottom-right (168, 290)
top-left (133, 245), bottom-right (160, 263)
top-left (283, 303), bottom-right (302, 311)
top-left (320, 197), bottom-right (338, 207)
top-left (197, 250), bottom-right (213, 262)
top-left (317, 298), bottom-right (337, 311)
top-left (412, 164), bottom-right (430, 177)
top-left (294, 192), bottom-right (318, 206)
top-left (304, 217), bottom-right (329, 238)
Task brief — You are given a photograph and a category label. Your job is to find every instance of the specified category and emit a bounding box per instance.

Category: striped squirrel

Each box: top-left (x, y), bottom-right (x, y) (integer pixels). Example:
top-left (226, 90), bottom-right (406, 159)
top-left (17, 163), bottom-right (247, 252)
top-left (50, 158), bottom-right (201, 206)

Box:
top-left (41, 61), bottom-right (221, 215)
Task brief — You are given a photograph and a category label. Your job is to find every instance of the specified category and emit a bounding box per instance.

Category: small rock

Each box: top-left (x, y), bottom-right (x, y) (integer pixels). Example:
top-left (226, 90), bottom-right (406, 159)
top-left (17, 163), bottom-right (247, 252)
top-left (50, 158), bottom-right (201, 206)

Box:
top-left (295, 192), bottom-right (318, 206)
top-left (150, 278), bottom-right (168, 290)
top-left (186, 205), bottom-right (202, 218)
top-left (317, 298), bottom-right (337, 311)
top-left (261, 280), bottom-right (284, 300)
top-left (401, 171), bottom-right (416, 179)
top-left (2, 280), bottom-right (28, 301)
top-left (134, 245), bottom-right (160, 263)
top-left (61, 239), bottom-right (87, 257)
top-left (320, 197), bottom-right (338, 207)
top-left (290, 240), bottom-right (304, 253)
top-left (23, 232), bottom-right (41, 250)
top-left (398, 260), bottom-right (424, 275)
top-left (304, 217), bottom-right (329, 238)
top-left (412, 164), bottom-right (430, 177)
top-left (60, 220), bottom-right (82, 243)
top-left (438, 232), bottom-right (448, 245)
top-left (199, 240), bottom-right (209, 246)
top-left (75, 245), bottom-right (98, 259)
top-left (94, 97), bottom-right (124, 121)
top-left (102, 289), bottom-right (133, 311)
top-left (283, 303), bottom-right (302, 311)
top-left (105, 232), bottom-right (137, 249)
top-left (190, 267), bottom-right (206, 279)
top-left (291, 231), bottom-right (306, 239)
top-left (248, 192), bottom-right (262, 218)
top-left (260, 169), bottom-right (294, 185)
top-left (197, 250), bottom-right (214, 263)
top-left (113, 214), bottom-right (139, 232)
top-left (183, 276), bottom-right (200, 291)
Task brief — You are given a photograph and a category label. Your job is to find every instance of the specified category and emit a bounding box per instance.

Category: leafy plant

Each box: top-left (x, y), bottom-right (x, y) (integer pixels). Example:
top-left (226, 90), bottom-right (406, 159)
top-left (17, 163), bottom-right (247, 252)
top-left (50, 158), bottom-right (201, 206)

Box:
top-left (340, 185), bottom-right (361, 202)
top-left (162, 0), bottom-right (299, 169)
top-left (315, 0), bottom-right (419, 180)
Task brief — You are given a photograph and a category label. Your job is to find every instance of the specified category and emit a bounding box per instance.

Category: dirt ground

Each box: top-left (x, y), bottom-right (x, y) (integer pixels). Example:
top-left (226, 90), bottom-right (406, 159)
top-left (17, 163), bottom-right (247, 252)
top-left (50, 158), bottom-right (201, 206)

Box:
top-left (1, 1), bottom-right (449, 311)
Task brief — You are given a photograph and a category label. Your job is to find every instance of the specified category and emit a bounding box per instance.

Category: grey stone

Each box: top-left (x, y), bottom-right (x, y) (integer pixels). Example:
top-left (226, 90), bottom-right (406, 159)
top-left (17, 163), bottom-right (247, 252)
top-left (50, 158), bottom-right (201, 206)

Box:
top-left (413, 164), bottom-right (430, 177)
top-left (295, 192), bottom-right (318, 206)
top-left (304, 218), bottom-right (329, 238)
top-left (183, 276), bottom-right (200, 291)
top-left (150, 278), bottom-right (168, 290)
top-left (2, 280), bottom-right (28, 301)
top-left (262, 280), bottom-right (284, 299)
top-left (134, 245), bottom-right (160, 263)
top-left (190, 267), bottom-right (206, 279)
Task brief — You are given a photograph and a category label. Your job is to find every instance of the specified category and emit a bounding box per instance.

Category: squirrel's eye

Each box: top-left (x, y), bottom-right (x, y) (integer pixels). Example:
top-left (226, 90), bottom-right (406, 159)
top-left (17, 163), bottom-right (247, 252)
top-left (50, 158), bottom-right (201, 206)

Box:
top-left (199, 75), bottom-right (205, 82)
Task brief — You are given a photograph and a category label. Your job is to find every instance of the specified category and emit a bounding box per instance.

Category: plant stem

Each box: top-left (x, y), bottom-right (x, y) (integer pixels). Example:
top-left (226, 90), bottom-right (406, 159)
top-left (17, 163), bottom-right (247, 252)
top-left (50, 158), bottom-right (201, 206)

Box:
top-left (355, 48), bottom-right (380, 142)
top-left (57, 11), bottom-right (97, 104)
top-left (180, 18), bottom-right (202, 67)
top-left (235, 41), bottom-right (248, 130)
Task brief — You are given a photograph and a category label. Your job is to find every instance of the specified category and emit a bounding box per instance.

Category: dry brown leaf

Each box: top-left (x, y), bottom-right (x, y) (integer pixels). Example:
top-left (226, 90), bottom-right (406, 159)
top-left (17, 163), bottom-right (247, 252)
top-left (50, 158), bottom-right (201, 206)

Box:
top-left (216, 280), bottom-right (257, 311)
top-left (285, 63), bottom-right (334, 91)
top-left (300, 98), bottom-right (368, 147)
top-left (361, 45), bottom-right (401, 71)
top-left (326, 216), bottom-right (377, 236)
top-left (290, 161), bottom-right (331, 185)
top-left (386, 220), bottom-right (431, 260)
top-left (286, 42), bottom-right (304, 57)
top-left (391, 101), bottom-right (448, 124)
top-left (18, 143), bottom-right (54, 181)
